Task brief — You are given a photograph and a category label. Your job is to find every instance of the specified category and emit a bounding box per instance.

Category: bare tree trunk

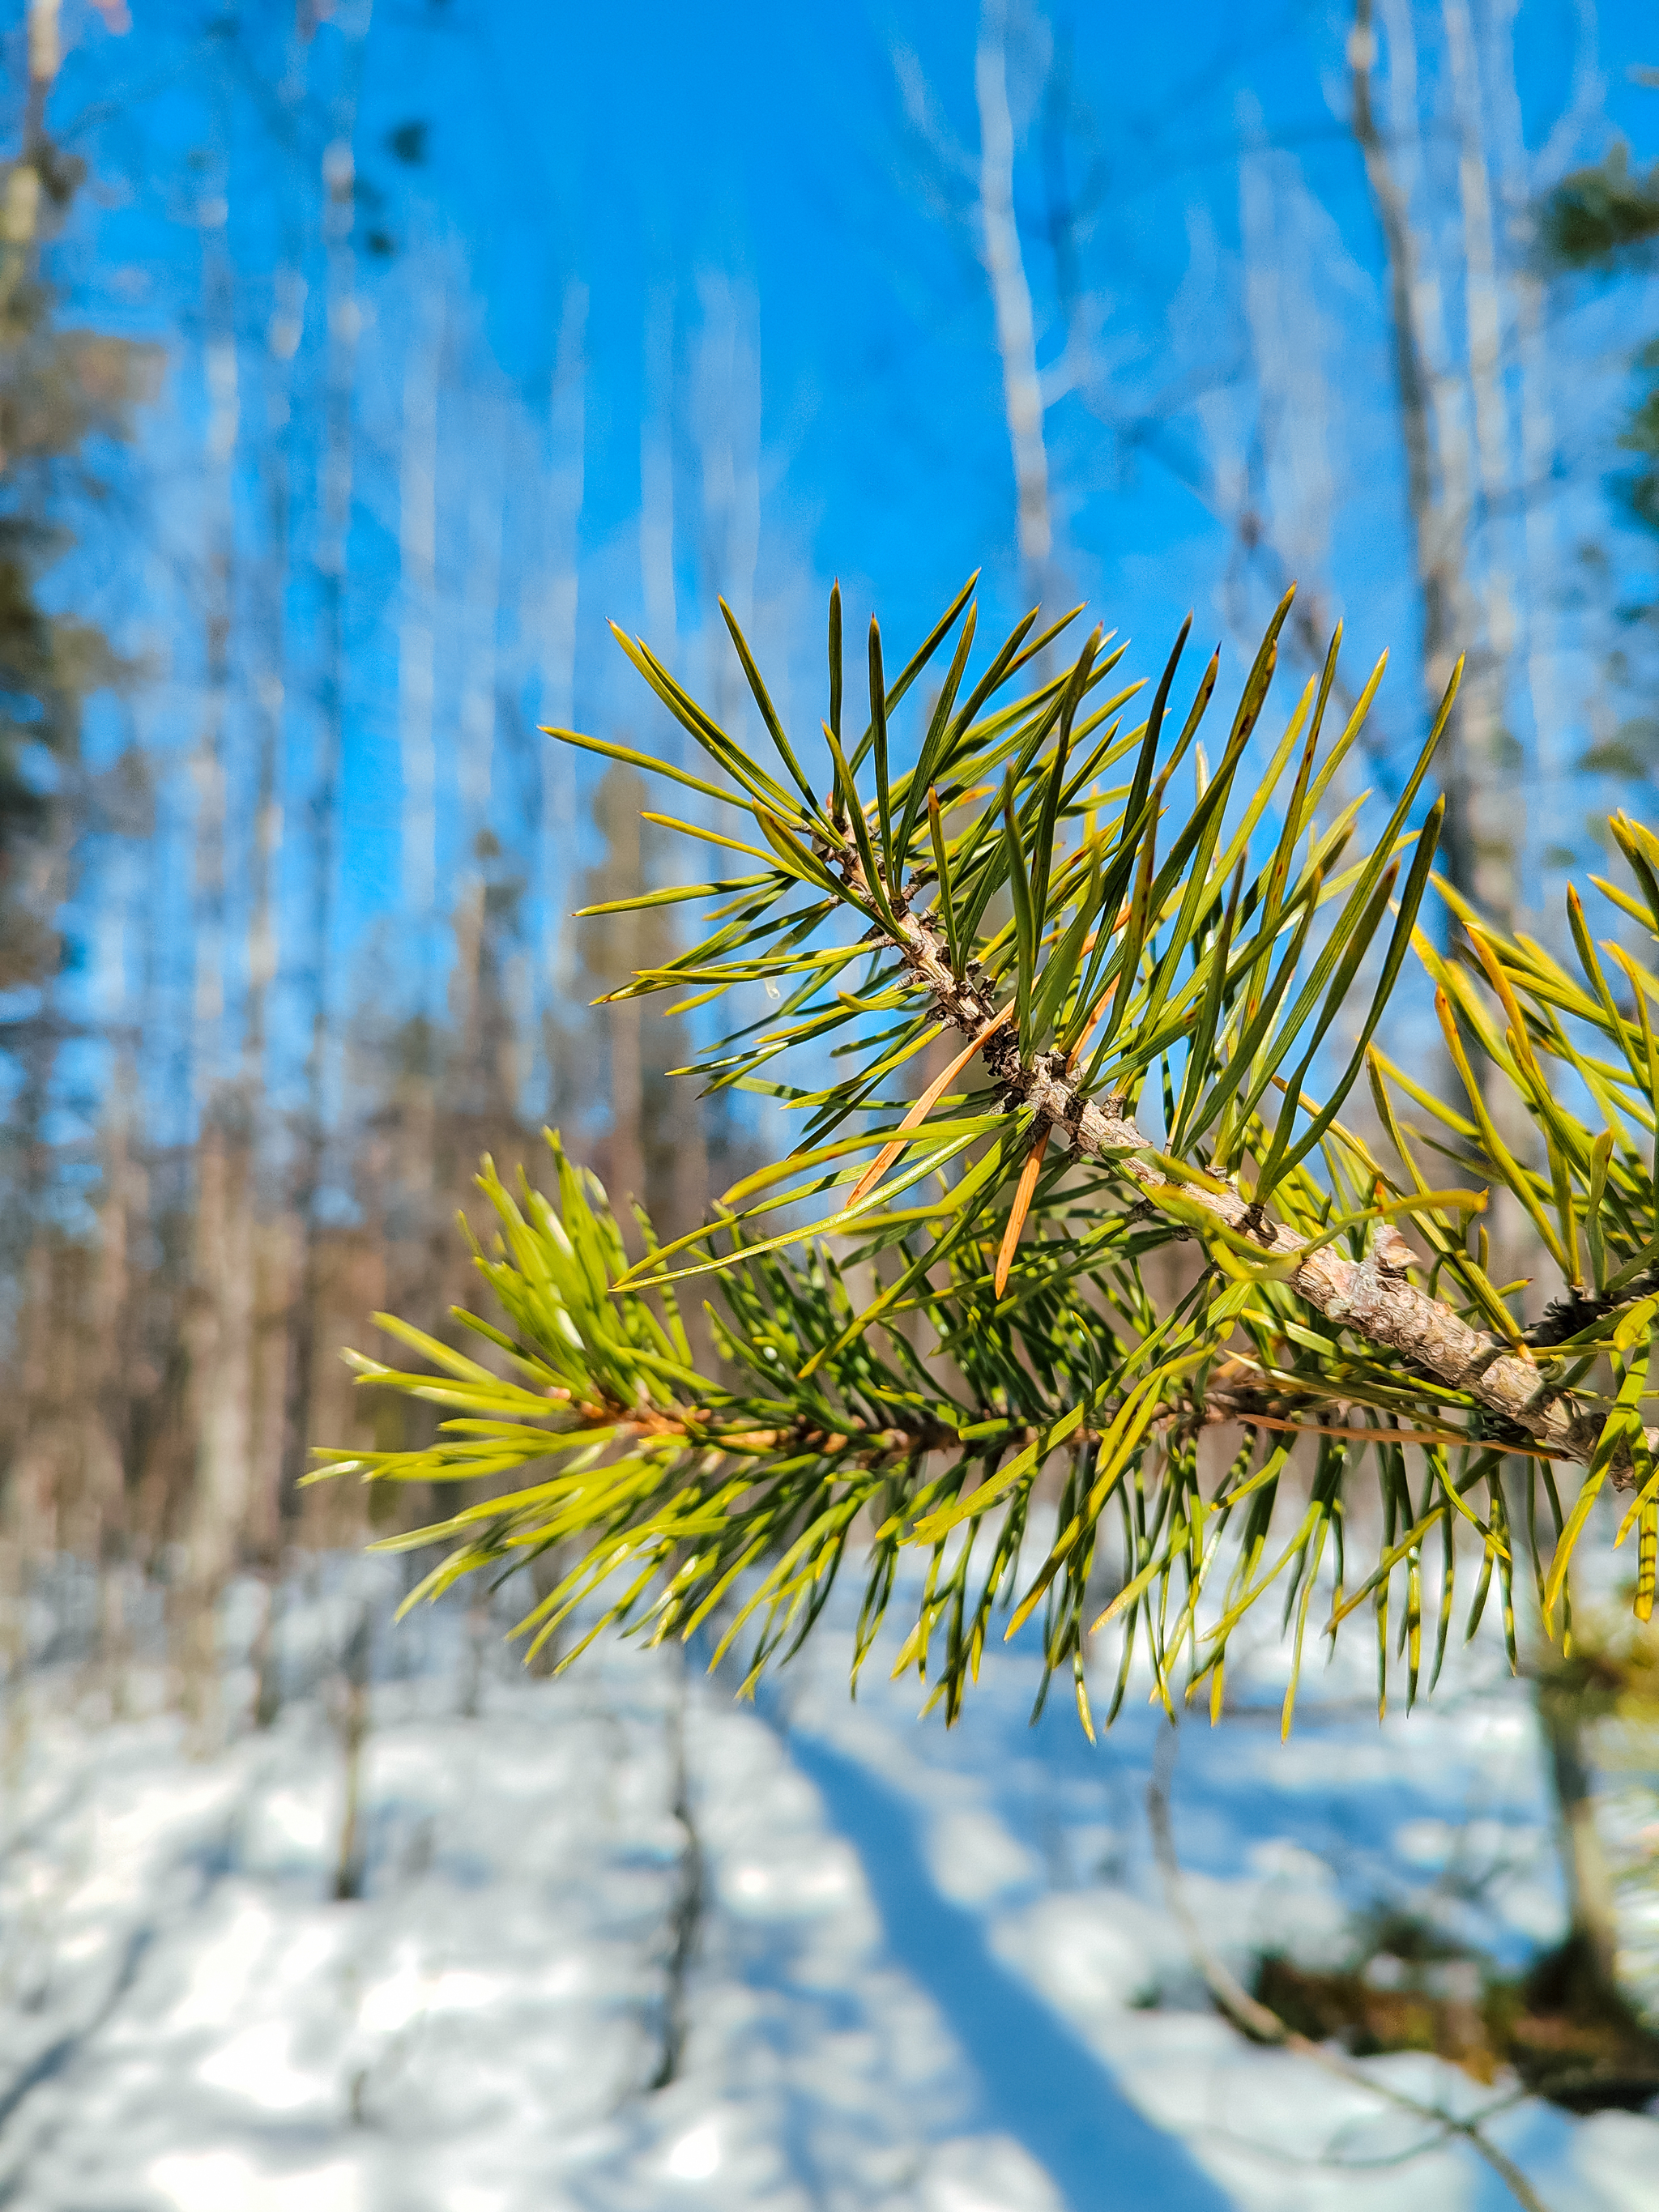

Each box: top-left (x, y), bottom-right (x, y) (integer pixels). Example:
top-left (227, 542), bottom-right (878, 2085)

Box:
top-left (640, 284), bottom-right (676, 649)
top-left (0, 1498), bottom-right (30, 1801)
top-left (2, 1232), bottom-right (56, 1793)
top-left (2, 0), bottom-right (71, 1429)
top-left (399, 271), bottom-right (440, 976)
top-left (597, 784), bottom-right (645, 1213)
top-left (538, 279), bottom-right (586, 1080)
top-left (279, 9), bottom-right (369, 1533)
top-left (688, 279), bottom-right (762, 1192)
top-left (1351, 0), bottom-right (1474, 890)
top-left (692, 275), bottom-right (760, 743)
top-left (450, 876), bottom-right (484, 1110)
top-left (1352, 0), bottom-right (1542, 1292)
top-left (247, 9), bottom-right (311, 1732)
top-left (454, 424), bottom-right (502, 1120)
top-left (608, 999), bottom-right (646, 1217)
top-left (371, 266), bottom-right (445, 1549)
top-left (246, 340), bottom-right (291, 1587)
top-left (1486, 0), bottom-right (1589, 899)
top-left (1536, 1681), bottom-right (1621, 2001)
top-left (245, 5), bottom-right (313, 1095)
top-left (975, 0), bottom-right (1052, 579)
top-left (90, 1038), bottom-right (136, 1714)
top-left (639, 286), bottom-right (707, 1237)
top-left (1433, 0), bottom-right (1539, 1305)
top-left (183, 58), bottom-right (254, 1735)
top-left (460, 431), bottom-right (501, 863)
top-left (1441, 0), bottom-right (1522, 932)
top-left (190, 121), bottom-right (235, 1121)
top-left (183, 1123), bottom-right (256, 1737)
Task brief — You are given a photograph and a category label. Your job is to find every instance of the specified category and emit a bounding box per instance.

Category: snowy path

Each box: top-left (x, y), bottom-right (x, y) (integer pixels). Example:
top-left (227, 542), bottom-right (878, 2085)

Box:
top-left (0, 1562), bottom-right (1655, 2210)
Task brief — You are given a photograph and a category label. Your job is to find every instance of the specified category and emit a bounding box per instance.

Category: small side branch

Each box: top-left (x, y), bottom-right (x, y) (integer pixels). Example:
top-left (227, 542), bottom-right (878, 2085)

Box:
top-left (975, 0), bottom-right (1052, 571)
top-left (1147, 1728), bottom-right (1554, 2212)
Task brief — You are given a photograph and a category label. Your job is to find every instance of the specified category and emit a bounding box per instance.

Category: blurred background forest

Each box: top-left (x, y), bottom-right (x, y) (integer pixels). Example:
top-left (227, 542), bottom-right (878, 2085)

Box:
top-left (4, 0), bottom-right (1657, 1694)
top-left (5, 1), bottom-right (1659, 2198)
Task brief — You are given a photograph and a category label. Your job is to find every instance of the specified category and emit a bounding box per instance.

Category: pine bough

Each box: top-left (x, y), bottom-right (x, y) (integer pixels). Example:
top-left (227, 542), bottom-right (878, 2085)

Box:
top-left (317, 580), bottom-right (1659, 1734)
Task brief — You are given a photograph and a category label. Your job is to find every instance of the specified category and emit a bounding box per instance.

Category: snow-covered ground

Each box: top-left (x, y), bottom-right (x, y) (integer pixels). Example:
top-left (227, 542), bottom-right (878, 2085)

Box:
top-left (1, 1554), bottom-right (1656, 2212)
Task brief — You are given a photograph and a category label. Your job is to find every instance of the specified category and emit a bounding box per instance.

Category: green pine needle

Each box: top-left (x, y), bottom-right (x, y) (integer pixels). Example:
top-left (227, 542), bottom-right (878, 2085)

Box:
top-left (323, 580), bottom-right (1659, 1725)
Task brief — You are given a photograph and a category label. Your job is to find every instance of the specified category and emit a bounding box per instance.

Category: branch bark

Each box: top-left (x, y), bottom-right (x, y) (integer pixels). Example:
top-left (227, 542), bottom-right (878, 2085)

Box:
top-left (867, 891), bottom-right (1631, 1483)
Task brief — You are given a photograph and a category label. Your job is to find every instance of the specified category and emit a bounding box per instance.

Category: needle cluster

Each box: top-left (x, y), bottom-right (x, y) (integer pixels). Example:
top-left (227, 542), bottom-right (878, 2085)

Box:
top-left (316, 578), bottom-right (1659, 1733)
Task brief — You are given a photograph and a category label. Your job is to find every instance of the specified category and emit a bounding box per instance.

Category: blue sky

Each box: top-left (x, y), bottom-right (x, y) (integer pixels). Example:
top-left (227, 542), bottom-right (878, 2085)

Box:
top-left (322, 0), bottom-right (1653, 643)
top-left (25, 0), bottom-right (1659, 1148)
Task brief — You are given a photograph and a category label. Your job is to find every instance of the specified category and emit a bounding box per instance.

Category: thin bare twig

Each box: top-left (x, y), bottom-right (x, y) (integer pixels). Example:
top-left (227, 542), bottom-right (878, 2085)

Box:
top-left (1145, 1724), bottom-right (1554, 2212)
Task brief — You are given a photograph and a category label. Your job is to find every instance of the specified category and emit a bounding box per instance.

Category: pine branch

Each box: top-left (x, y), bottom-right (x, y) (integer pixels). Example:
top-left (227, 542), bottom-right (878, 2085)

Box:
top-left (702, 610), bottom-right (1631, 1486)
top-left (856, 897), bottom-right (1627, 1482)
top-left (322, 577), bottom-right (1659, 1718)
top-left (1524, 1270), bottom-right (1659, 1350)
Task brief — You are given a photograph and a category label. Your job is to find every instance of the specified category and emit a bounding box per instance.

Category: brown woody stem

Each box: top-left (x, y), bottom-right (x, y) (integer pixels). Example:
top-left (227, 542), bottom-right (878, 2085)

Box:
top-left (872, 889), bottom-right (1624, 1483)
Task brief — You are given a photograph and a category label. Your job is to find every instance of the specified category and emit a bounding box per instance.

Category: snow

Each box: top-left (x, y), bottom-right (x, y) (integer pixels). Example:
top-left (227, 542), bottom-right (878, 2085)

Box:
top-left (0, 1554), bottom-right (1655, 2210)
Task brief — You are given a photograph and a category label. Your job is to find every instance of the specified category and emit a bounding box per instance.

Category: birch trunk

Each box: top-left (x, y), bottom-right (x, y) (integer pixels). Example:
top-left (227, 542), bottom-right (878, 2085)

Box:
top-left (538, 280), bottom-right (586, 1116)
top-left (1352, 0), bottom-right (1478, 895)
top-left (692, 275), bottom-right (760, 746)
top-left (975, 0), bottom-right (1052, 578)
top-left (640, 284), bottom-right (708, 1237)
top-left (399, 279), bottom-right (440, 957)
top-left (688, 279), bottom-right (761, 1199)
top-left (1486, 0), bottom-right (1580, 887)
top-left (641, 284), bottom-right (677, 650)
top-left (1441, 0), bottom-right (1522, 932)
top-left (1481, 1), bottom-right (1622, 2006)
top-left (1435, 0), bottom-right (1537, 1302)
top-left (454, 424), bottom-right (502, 1118)
top-left (246, 308), bottom-right (292, 1591)
top-left (1351, 0), bottom-right (1542, 1294)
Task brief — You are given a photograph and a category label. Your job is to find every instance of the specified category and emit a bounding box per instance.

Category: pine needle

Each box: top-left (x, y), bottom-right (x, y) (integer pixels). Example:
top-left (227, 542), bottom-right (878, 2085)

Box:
top-left (995, 1124), bottom-right (1050, 1298)
top-left (848, 1004), bottom-right (1014, 1206)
